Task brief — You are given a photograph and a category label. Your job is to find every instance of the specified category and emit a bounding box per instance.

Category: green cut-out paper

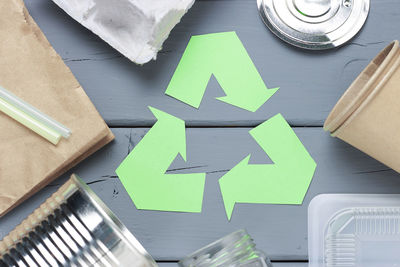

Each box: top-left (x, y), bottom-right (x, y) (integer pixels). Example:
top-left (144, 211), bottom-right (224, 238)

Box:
top-left (116, 107), bottom-right (206, 213)
top-left (219, 114), bottom-right (316, 220)
top-left (165, 31), bottom-right (279, 112)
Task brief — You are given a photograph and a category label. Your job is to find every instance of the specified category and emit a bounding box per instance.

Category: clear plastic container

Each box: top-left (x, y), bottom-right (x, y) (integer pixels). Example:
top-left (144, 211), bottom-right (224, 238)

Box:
top-left (309, 194), bottom-right (400, 267)
top-left (179, 230), bottom-right (272, 267)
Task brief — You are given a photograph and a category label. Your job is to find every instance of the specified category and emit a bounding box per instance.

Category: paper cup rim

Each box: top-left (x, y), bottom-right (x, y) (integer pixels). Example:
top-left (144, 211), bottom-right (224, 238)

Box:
top-left (324, 40), bottom-right (400, 135)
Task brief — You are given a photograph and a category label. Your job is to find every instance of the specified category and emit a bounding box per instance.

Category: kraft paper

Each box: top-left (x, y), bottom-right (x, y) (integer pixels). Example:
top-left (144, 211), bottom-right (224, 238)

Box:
top-left (0, 0), bottom-right (114, 217)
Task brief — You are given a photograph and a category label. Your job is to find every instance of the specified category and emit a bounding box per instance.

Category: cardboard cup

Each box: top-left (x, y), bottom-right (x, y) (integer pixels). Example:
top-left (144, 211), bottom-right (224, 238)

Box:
top-left (324, 41), bottom-right (400, 172)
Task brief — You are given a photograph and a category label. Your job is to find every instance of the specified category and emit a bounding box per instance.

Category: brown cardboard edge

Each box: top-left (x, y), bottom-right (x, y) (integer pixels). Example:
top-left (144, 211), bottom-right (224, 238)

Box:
top-left (0, 130), bottom-right (114, 218)
top-left (323, 41), bottom-right (400, 134)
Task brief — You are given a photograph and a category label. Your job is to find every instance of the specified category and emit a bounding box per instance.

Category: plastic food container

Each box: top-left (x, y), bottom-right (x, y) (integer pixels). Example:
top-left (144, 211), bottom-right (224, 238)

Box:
top-left (309, 194), bottom-right (400, 267)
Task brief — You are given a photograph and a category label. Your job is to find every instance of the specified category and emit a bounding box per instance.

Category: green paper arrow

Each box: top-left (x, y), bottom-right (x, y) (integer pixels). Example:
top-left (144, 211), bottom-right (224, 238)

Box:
top-left (165, 32), bottom-right (279, 112)
top-left (219, 114), bottom-right (316, 220)
top-left (116, 107), bottom-right (206, 213)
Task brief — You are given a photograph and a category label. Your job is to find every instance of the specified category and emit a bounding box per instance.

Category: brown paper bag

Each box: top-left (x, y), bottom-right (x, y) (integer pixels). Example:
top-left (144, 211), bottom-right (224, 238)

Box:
top-left (0, 0), bottom-right (114, 217)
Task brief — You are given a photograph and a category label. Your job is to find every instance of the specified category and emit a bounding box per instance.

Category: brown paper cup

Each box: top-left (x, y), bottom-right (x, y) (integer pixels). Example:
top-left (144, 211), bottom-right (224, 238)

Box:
top-left (324, 40), bottom-right (400, 172)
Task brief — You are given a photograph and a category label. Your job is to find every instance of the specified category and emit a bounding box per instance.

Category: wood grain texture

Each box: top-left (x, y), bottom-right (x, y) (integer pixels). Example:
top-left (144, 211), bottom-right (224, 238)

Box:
top-left (23, 0), bottom-right (400, 127)
top-left (3, 0), bottom-right (400, 264)
top-left (158, 263), bottom-right (307, 267)
top-left (1, 128), bottom-right (400, 261)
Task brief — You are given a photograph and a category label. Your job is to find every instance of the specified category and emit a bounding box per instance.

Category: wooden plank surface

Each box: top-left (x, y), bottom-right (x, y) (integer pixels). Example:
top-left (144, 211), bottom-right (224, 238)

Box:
top-left (2, 0), bottom-right (400, 265)
top-left (2, 128), bottom-right (400, 261)
top-left (158, 263), bottom-right (307, 267)
top-left (24, 0), bottom-right (400, 127)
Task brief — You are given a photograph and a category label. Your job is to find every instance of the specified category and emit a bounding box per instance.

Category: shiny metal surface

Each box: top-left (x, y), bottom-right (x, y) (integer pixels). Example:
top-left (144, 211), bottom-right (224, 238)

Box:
top-left (0, 175), bottom-right (157, 267)
top-left (257, 0), bottom-right (370, 50)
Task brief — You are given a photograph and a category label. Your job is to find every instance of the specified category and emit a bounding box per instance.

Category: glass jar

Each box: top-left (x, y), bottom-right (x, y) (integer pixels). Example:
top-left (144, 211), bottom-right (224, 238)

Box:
top-left (179, 230), bottom-right (273, 267)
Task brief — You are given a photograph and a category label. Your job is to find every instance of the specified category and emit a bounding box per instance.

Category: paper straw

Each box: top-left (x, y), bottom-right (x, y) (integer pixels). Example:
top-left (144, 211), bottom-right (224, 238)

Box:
top-left (0, 86), bottom-right (71, 138)
top-left (0, 97), bottom-right (61, 145)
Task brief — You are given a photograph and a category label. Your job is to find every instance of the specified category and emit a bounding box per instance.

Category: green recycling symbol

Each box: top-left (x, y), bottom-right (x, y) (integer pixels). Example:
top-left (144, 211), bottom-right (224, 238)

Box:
top-left (116, 32), bottom-right (316, 220)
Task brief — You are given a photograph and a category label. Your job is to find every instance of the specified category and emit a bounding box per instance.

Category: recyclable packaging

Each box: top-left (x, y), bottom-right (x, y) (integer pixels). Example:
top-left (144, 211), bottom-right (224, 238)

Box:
top-left (0, 0), bottom-right (114, 217)
top-left (309, 194), bottom-right (400, 267)
top-left (324, 41), bottom-right (400, 172)
top-left (257, 0), bottom-right (370, 50)
top-left (51, 0), bottom-right (195, 64)
top-left (0, 174), bottom-right (157, 267)
top-left (179, 230), bottom-right (272, 267)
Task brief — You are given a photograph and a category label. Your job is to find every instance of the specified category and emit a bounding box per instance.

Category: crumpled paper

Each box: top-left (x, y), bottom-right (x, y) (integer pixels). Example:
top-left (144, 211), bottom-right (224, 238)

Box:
top-left (0, 0), bottom-right (114, 217)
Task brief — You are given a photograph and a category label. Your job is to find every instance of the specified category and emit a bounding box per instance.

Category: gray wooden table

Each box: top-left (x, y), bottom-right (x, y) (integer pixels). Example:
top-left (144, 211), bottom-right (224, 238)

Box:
top-left (1, 0), bottom-right (400, 266)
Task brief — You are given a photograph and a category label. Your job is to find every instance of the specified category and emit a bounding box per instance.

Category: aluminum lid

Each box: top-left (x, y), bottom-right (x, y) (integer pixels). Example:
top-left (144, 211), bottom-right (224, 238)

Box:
top-left (257, 0), bottom-right (370, 50)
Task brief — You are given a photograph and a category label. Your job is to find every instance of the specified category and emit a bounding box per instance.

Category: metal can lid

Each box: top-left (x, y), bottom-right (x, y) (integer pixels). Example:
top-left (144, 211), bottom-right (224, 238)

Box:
top-left (257, 0), bottom-right (370, 50)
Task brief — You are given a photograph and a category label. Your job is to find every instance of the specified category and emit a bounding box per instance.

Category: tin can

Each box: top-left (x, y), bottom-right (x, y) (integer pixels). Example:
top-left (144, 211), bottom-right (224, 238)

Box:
top-left (257, 0), bottom-right (370, 50)
top-left (0, 174), bottom-right (157, 267)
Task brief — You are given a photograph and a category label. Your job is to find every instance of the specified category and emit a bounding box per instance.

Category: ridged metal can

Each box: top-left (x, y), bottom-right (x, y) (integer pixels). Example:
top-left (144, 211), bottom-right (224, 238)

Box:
top-left (0, 174), bottom-right (157, 267)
